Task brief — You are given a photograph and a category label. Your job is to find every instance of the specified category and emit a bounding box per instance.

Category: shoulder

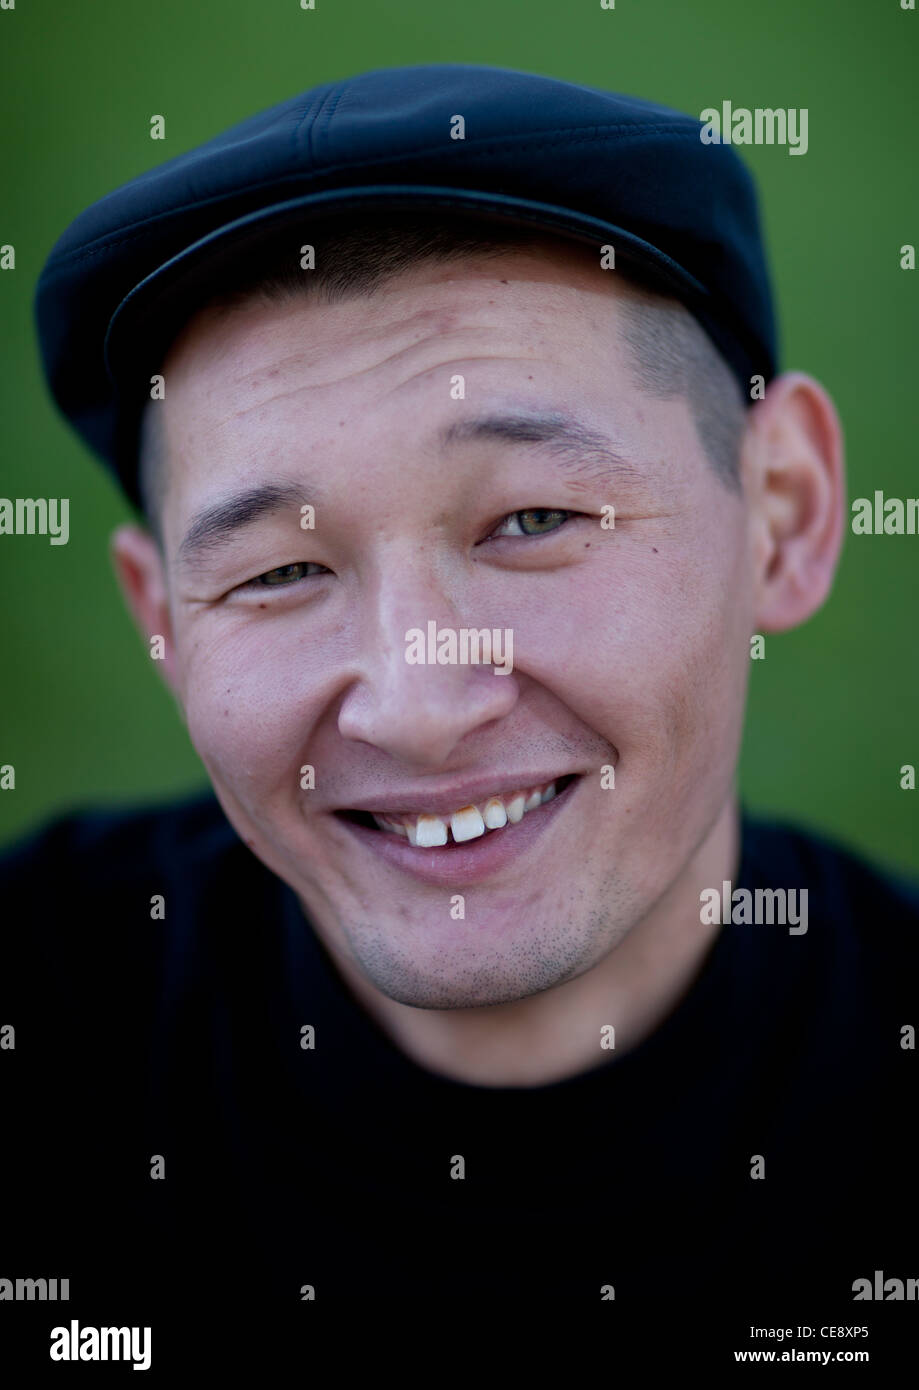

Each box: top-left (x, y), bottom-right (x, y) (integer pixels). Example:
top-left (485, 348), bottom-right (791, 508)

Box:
top-left (0, 788), bottom-right (239, 898)
top-left (740, 808), bottom-right (919, 1000)
top-left (0, 790), bottom-right (266, 1017)
top-left (741, 810), bottom-right (919, 919)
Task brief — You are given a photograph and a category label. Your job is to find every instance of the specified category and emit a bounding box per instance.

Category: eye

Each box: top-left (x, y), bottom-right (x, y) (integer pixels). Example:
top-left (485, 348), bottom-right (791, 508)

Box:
top-left (488, 508), bottom-right (573, 539)
top-left (242, 561), bottom-right (330, 589)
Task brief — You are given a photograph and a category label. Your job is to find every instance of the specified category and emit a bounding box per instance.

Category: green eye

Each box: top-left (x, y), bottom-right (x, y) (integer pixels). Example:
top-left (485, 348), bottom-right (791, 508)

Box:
top-left (254, 562), bottom-right (327, 586)
top-left (497, 509), bottom-right (571, 537)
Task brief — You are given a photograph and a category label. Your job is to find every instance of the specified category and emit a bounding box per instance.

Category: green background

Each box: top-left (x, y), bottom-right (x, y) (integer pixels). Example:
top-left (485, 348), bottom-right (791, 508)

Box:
top-left (1, 0), bottom-right (917, 872)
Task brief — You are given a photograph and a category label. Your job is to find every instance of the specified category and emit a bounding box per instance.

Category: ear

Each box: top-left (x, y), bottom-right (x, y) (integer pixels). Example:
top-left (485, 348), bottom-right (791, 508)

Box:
top-left (743, 370), bottom-right (846, 632)
top-left (109, 524), bottom-right (183, 699)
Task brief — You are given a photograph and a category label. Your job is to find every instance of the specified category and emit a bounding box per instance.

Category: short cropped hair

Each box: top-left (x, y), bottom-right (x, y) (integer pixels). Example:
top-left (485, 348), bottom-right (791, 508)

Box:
top-left (137, 212), bottom-right (747, 548)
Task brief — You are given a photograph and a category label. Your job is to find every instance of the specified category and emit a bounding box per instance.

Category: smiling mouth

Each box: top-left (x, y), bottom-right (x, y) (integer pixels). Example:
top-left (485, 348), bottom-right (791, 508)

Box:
top-left (336, 773), bottom-right (580, 848)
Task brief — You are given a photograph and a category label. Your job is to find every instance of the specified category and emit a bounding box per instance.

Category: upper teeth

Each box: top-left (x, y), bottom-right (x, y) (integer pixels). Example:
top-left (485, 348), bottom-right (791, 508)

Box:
top-left (372, 780), bottom-right (560, 846)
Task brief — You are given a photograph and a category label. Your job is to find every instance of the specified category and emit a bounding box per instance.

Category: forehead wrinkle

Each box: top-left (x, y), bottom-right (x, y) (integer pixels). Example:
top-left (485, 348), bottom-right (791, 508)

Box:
top-left (206, 322), bottom-right (540, 428)
top-left (204, 351), bottom-right (548, 445)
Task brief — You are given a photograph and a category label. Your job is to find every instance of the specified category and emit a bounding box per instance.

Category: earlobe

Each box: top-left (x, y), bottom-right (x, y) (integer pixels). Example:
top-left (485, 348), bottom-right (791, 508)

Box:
top-left (749, 371), bottom-right (846, 633)
top-left (109, 524), bottom-right (181, 693)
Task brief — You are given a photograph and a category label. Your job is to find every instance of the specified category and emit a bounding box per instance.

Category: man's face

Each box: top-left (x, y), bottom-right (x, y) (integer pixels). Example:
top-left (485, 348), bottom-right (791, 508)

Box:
top-left (149, 242), bottom-right (754, 1008)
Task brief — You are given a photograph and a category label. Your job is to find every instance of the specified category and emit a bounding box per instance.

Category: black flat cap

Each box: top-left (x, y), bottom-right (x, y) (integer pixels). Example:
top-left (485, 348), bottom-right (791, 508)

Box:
top-left (35, 62), bottom-right (778, 511)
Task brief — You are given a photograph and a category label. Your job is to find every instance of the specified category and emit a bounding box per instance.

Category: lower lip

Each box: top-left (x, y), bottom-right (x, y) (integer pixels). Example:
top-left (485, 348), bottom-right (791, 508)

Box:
top-left (334, 778), bottom-right (581, 887)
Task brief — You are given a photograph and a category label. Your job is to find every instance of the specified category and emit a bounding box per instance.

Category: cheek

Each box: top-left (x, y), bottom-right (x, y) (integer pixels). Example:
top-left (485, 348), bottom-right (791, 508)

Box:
top-left (623, 527), bottom-right (752, 795)
top-left (498, 524), bottom-right (751, 772)
top-left (176, 619), bottom-right (317, 797)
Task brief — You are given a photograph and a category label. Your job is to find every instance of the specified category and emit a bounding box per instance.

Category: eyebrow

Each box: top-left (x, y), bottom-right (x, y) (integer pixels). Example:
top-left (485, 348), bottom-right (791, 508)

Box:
top-left (176, 410), bottom-right (639, 570)
top-left (177, 480), bottom-right (318, 571)
top-left (437, 409), bottom-right (644, 489)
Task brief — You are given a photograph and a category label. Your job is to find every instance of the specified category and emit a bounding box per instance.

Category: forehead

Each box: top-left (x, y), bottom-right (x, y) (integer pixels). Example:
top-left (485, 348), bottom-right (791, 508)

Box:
top-left (159, 238), bottom-right (643, 408)
top-left (152, 243), bottom-right (694, 539)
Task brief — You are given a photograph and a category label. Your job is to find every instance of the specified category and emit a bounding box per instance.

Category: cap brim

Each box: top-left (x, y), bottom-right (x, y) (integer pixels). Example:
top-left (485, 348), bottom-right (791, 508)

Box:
top-left (104, 183), bottom-right (712, 389)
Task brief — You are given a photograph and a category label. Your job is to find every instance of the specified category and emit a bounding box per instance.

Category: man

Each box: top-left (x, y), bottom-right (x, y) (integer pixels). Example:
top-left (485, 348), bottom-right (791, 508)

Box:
top-left (3, 63), bottom-right (917, 1361)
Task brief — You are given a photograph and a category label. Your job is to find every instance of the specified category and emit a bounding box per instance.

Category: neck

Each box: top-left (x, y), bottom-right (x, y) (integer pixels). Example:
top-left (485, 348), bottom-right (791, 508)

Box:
top-left (303, 794), bottom-right (741, 1088)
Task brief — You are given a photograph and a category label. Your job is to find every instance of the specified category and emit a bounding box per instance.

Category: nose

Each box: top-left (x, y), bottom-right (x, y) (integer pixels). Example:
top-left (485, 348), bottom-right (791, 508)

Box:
top-left (336, 566), bottom-right (519, 768)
